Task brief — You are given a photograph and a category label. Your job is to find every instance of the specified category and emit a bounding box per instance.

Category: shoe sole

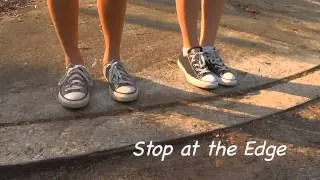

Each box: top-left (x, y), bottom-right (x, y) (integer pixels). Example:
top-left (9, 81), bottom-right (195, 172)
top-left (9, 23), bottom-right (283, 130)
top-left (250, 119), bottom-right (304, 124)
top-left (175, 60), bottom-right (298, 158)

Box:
top-left (177, 60), bottom-right (218, 89)
top-left (109, 87), bottom-right (139, 102)
top-left (58, 93), bottom-right (90, 109)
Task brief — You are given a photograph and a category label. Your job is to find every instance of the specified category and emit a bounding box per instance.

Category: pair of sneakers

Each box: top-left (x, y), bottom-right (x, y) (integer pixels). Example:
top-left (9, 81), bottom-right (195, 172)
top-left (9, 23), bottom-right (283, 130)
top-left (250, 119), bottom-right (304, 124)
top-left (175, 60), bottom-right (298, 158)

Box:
top-left (58, 60), bottom-right (138, 109)
top-left (177, 47), bottom-right (237, 89)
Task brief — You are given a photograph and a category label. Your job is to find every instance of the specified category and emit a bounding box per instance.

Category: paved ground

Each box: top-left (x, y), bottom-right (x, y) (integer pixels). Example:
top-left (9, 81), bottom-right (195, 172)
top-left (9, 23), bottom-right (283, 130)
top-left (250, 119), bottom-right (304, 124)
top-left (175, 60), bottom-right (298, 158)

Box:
top-left (0, 69), bottom-right (318, 165)
top-left (0, 0), bottom-right (319, 124)
top-left (0, 0), bottom-right (319, 169)
top-left (2, 99), bottom-right (319, 179)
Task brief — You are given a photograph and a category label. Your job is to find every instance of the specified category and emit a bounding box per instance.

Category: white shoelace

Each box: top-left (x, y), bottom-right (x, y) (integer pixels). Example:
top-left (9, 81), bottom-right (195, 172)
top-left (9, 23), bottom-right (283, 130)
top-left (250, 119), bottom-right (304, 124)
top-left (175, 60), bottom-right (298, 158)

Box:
top-left (190, 52), bottom-right (211, 76)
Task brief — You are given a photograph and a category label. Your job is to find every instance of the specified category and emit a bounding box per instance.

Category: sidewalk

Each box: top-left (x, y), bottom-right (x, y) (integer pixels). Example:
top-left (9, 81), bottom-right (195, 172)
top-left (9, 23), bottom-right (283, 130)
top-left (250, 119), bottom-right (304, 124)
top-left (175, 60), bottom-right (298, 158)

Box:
top-left (0, 0), bottom-right (319, 166)
top-left (4, 100), bottom-right (319, 179)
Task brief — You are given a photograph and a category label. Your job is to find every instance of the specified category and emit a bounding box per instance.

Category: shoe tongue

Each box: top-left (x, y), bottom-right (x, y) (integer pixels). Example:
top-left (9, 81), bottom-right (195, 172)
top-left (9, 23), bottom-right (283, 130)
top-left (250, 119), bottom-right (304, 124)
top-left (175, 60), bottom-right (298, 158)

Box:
top-left (188, 47), bottom-right (202, 54)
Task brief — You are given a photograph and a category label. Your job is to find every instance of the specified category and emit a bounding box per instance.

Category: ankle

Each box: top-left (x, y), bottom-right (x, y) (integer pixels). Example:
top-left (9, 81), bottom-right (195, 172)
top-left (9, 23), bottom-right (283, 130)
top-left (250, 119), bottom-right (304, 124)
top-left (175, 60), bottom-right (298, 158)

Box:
top-left (65, 55), bottom-right (84, 67)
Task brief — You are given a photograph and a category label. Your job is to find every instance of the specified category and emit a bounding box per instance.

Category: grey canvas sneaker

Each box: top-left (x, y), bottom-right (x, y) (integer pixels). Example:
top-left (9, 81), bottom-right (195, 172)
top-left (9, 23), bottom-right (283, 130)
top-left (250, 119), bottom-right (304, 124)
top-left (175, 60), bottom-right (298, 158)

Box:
top-left (104, 60), bottom-right (138, 102)
top-left (58, 65), bottom-right (93, 109)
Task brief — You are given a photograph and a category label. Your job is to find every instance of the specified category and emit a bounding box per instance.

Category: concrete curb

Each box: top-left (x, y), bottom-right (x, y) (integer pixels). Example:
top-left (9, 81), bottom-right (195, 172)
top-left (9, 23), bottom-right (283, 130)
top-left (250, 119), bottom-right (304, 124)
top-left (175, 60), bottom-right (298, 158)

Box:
top-left (0, 97), bottom-right (318, 179)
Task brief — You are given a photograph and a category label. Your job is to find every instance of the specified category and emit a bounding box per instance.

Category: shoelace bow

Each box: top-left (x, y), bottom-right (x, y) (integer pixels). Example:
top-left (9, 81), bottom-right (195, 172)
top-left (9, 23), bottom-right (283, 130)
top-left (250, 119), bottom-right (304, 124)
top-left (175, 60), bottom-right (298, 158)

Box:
top-left (190, 52), bottom-right (211, 76)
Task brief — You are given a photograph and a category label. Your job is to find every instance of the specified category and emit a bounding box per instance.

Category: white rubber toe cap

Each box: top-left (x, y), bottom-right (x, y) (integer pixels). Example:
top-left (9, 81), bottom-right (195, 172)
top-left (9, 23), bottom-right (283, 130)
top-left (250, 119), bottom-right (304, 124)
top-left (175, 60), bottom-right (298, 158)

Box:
top-left (221, 72), bottom-right (236, 81)
top-left (219, 72), bottom-right (238, 86)
top-left (64, 92), bottom-right (86, 101)
top-left (201, 74), bottom-right (217, 83)
top-left (116, 86), bottom-right (137, 94)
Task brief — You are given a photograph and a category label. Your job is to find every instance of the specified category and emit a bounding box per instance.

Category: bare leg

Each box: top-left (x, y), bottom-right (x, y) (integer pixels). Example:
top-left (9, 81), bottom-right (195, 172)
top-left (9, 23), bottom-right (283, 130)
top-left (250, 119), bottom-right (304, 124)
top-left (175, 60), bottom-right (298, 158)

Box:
top-left (47, 0), bottom-right (83, 66)
top-left (176, 0), bottom-right (201, 48)
top-left (200, 0), bottom-right (224, 47)
top-left (97, 0), bottom-right (127, 66)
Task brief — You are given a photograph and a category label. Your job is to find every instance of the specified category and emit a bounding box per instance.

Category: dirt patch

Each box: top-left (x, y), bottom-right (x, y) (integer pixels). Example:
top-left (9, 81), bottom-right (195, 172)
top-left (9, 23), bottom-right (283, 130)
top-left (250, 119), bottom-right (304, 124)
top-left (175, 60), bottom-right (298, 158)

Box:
top-left (0, 0), bottom-right (32, 16)
top-left (228, 0), bottom-right (260, 16)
